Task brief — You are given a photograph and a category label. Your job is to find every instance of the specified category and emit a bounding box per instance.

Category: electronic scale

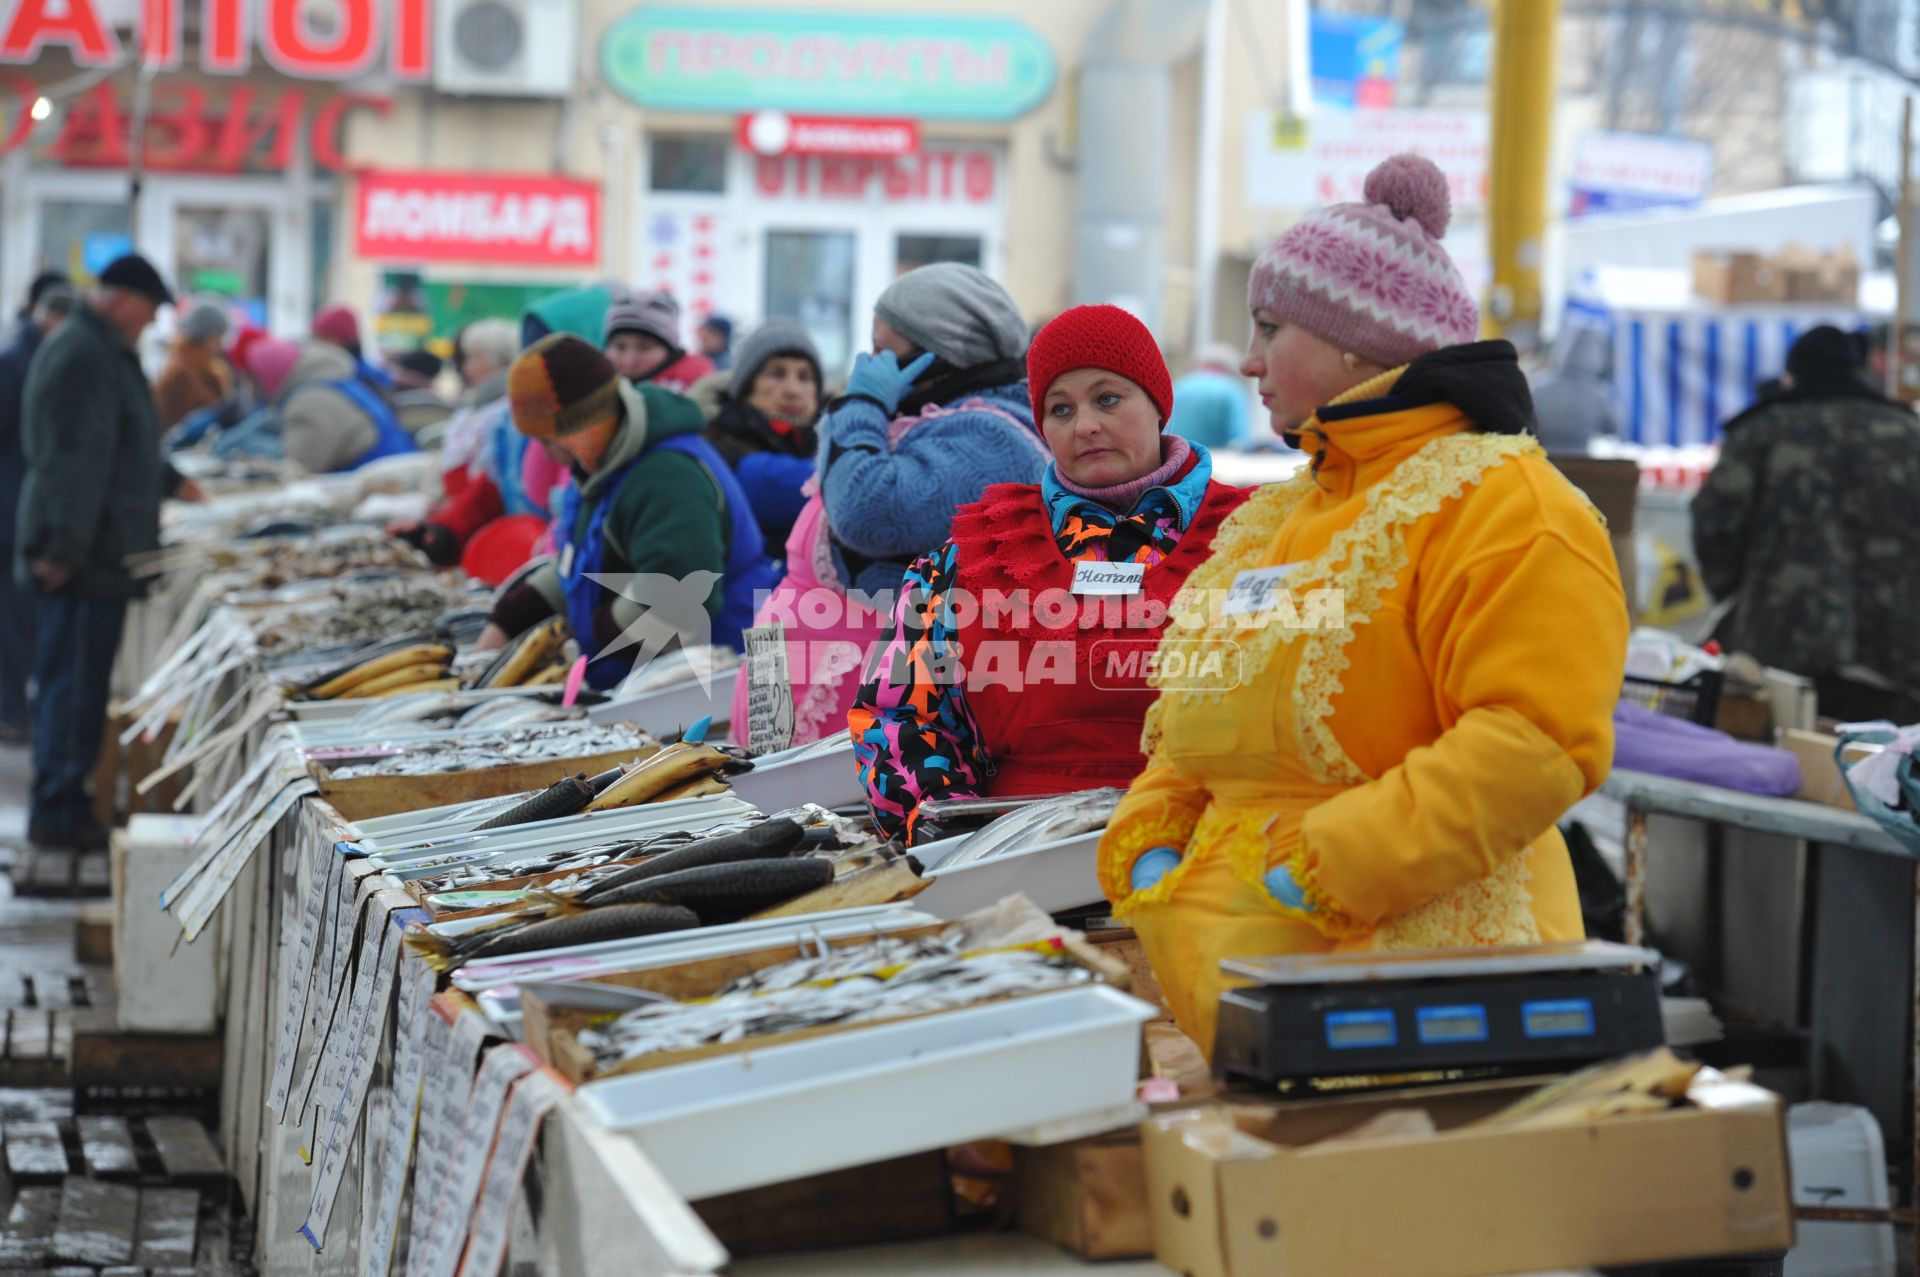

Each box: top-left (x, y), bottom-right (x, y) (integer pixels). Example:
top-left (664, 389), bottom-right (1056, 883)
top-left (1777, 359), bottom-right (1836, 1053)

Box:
top-left (1211, 941), bottom-right (1666, 1086)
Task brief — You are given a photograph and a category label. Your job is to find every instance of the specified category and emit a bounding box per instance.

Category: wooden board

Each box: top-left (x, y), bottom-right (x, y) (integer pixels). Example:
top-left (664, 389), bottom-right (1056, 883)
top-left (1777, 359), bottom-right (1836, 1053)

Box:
top-left (4, 1122), bottom-right (71, 1180)
top-left (76, 1116), bottom-right (139, 1178)
top-left (1012, 1131), bottom-right (1153, 1261)
top-left (69, 1016), bottom-right (222, 1091)
top-left (1085, 930), bottom-right (1165, 1015)
top-left (693, 1152), bottom-right (954, 1258)
top-left (73, 905), bottom-right (113, 966)
top-left (133, 1187), bottom-right (199, 1268)
top-left (52, 1176), bottom-right (139, 1266)
top-left (143, 1117), bottom-right (225, 1181)
top-left (315, 744), bottom-right (655, 823)
top-left (0, 1185), bottom-right (61, 1265)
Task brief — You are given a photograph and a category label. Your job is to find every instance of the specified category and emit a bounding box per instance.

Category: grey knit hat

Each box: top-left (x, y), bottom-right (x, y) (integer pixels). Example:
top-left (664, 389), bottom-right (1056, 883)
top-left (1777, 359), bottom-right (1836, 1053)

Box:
top-left (730, 319), bottom-right (821, 400)
top-left (604, 289), bottom-right (682, 351)
top-left (180, 301), bottom-right (229, 345)
top-left (872, 263), bottom-right (1026, 370)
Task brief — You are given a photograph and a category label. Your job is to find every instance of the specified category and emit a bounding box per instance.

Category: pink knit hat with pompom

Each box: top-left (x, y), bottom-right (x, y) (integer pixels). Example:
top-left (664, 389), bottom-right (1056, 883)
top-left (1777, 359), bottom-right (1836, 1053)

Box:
top-left (1249, 153), bottom-right (1478, 368)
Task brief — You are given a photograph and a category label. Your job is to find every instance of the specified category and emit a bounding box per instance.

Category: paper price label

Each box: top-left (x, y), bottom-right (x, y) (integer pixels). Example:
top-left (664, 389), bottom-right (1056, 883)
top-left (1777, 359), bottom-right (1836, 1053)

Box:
top-left (454, 1070), bottom-right (570, 1277)
top-left (406, 1006), bottom-right (491, 1277)
top-left (267, 843), bottom-right (342, 1118)
top-left (413, 1044), bottom-right (538, 1277)
top-left (743, 624), bottom-right (794, 755)
top-left (362, 954), bottom-right (438, 1277)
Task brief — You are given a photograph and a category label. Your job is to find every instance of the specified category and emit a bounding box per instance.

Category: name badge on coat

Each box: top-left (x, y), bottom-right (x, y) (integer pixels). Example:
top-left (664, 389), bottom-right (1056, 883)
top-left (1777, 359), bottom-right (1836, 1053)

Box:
top-left (1221, 563), bottom-right (1303, 619)
top-left (1071, 560), bottom-right (1147, 595)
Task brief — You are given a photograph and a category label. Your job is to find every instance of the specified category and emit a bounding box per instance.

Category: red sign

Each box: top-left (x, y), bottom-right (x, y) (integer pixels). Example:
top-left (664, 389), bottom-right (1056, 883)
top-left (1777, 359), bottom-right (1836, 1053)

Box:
top-left (753, 150), bottom-right (997, 204)
top-left (356, 172), bottom-right (601, 267)
top-left (735, 112), bottom-right (919, 158)
top-left (13, 79), bottom-right (389, 172)
top-left (0, 0), bottom-right (431, 81)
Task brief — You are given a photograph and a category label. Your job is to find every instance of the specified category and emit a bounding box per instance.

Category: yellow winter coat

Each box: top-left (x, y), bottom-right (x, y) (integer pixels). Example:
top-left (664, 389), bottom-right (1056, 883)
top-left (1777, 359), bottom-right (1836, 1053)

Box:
top-left (1097, 368), bottom-right (1630, 1055)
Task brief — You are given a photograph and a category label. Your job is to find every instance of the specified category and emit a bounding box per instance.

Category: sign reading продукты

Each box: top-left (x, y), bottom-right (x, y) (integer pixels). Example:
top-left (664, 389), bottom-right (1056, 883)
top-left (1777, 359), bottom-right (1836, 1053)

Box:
top-left (601, 8), bottom-right (1057, 122)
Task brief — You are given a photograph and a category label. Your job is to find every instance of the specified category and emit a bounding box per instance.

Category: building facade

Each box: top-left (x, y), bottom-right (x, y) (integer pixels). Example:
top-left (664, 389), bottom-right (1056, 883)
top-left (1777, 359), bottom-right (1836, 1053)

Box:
top-left (0, 0), bottom-right (1298, 371)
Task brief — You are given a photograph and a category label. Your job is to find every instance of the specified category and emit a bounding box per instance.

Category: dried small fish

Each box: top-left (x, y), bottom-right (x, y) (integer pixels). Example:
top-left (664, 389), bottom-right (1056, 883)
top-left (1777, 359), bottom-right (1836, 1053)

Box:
top-left (923, 788), bottom-right (1126, 869)
top-left (322, 722), bottom-right (651, 778)
top-left (578, 942), bottom-right (1091, 1065)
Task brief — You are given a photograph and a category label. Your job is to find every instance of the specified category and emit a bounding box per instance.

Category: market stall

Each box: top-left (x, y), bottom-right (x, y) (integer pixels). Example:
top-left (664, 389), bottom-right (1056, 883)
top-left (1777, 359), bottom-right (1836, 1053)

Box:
top-left (90, 474), bottom-right (1812, 1277)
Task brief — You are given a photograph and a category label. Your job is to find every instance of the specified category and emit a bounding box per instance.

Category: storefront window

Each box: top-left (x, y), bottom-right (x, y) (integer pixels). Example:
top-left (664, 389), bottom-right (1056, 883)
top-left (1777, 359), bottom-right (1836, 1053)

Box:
top-left (312, 198), bottom-right (335, 314)
top-left (650, 136), bottom-right (728, 194)
top-left (36, 201), bottom-right (132, 287)
top-left (765, 230), bottom-right (856, 377)
top-left (175, 206), bottom-right (270, 326)
top-left (895, 234), bottom-right (983, 277)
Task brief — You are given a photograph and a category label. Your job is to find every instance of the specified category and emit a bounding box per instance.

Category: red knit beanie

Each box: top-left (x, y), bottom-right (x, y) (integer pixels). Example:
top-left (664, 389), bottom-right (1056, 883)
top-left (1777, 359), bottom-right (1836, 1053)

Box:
top-left (1026, 305), bottom-right (1173, 428)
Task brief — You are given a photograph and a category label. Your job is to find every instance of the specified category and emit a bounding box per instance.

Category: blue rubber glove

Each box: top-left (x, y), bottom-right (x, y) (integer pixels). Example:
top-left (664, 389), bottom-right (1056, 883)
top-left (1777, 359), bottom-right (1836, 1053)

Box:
top-left (1262, 862), bottom-right (1316, 913)
top-left (844, 350), bottom-right (936, 414)
top-left (1130, 846), bottom-right (1183, 891)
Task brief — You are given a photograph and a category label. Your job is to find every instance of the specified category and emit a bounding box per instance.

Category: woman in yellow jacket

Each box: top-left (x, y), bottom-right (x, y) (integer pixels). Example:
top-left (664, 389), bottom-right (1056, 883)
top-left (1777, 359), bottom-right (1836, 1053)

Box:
top-left (1100, 154), bottom-right (1630, 1056)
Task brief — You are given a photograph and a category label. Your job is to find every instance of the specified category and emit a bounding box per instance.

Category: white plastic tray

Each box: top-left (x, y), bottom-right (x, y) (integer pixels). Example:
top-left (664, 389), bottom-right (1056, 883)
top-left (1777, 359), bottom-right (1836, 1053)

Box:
top-left (576, 984), bottom-right (1155, 1199)
top-left (725, 738), bottom-right (863, 814)
top-left (911, 828), bottom-right (1106, 920)
top-left (589, 667), bottom-right (740, 737)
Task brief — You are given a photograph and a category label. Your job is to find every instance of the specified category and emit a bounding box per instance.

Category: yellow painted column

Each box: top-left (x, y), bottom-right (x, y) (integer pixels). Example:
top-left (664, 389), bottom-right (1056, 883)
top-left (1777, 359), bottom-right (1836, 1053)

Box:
top-left (1485, 0), bottom-right (1560, 342)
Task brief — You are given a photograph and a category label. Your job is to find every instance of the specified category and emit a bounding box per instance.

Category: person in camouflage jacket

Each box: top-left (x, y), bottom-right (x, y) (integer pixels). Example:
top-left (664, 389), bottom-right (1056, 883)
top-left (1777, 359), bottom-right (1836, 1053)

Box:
top-left (1693, 326), bottom-right (1920, 722)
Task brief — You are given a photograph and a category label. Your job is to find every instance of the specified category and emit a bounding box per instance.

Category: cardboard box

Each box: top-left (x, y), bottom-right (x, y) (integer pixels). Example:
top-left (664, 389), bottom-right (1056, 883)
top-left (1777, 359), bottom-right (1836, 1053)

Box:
top-left (1777, 729), bottom-right (1880, 812)
top-left (1141, 1078), bottom-right (1792, 1277)
top-left (1693, 250), bottom-right (1788, 305)
top-left (522, 923), bottom-right (1130, 1084)
top-left (1779, 244), bottom-right (1861, 304)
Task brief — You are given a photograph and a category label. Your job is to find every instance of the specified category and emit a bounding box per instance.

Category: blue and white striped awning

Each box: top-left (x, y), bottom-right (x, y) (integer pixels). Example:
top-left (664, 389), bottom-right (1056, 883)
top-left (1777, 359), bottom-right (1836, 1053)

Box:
top-left (1570, 295), bottom-right (1867, 447)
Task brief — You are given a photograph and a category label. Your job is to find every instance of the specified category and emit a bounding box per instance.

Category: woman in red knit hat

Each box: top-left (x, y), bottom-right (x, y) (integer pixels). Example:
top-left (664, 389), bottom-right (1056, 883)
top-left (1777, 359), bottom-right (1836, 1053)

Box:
top-left (848, 305), bottom-right (1250, 845)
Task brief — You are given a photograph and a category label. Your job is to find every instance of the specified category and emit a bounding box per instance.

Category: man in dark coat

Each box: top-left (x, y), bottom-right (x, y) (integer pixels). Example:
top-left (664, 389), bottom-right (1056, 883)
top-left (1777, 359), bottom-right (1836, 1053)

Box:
top-left (1694, 325), bottom-right (1920, 722)
top-left (0, 274), bottom-right (74, 743)
top-left (17, 255), bottom-right (199, 850)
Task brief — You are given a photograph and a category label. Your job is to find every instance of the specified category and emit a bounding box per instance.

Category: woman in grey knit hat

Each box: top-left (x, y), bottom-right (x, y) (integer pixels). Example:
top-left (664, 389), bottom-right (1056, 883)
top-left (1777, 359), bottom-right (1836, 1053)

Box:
top-left (701, 318), bottom-right (824, 543)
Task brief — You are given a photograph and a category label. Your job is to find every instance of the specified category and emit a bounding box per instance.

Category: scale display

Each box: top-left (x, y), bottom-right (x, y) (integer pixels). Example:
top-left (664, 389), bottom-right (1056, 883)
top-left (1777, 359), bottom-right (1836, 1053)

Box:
top-left (1214, 945), bottom-right (1663, 1085)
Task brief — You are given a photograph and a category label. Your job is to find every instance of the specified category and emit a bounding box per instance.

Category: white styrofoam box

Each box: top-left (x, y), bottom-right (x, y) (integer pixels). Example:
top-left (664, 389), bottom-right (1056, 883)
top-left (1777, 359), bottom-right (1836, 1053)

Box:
top-left (725, 738), bottom-right (862, 814)
top-left (589, 667), bottom-right (740, 738)
top-left (578, 984), bottom-right (1156, 1199)
top-left (1786, 1102), bottom-right (1896, 1277)
top-left (912, 829), bottom-right (1106, 920)
top-left (115, 815), bottom-right (222, 1033)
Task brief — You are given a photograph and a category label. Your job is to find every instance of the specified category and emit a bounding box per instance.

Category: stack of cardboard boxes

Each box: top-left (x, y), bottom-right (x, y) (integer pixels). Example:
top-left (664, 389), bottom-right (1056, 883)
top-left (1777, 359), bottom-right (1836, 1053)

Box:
top-left (1692, 245), bottom-right (1860, 305)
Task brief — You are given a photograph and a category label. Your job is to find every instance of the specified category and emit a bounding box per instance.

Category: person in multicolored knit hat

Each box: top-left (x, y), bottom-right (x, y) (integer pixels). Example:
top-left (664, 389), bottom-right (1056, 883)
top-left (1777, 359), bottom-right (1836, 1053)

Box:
top-left (846, 304), bottom-right (1249, 843)
top-left (1098, 153), bottom-right (1631, 1057)
top-left (477, 334), bottom-right (776, 688)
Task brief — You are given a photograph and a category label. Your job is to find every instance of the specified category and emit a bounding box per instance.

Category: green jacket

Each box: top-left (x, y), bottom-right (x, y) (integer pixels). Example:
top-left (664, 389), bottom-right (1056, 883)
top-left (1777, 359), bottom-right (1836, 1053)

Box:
top-left (16, 304), bottom-right (176, 599)
top-left (1693, 392), bottom-right (1920, 687)
top-left (527, 380), bottom-right (730, 634)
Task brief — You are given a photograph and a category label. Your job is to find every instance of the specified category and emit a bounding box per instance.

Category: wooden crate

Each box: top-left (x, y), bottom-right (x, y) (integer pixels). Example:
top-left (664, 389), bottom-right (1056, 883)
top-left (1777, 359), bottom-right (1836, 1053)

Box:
top-left (1013, 1130), bottom-right (1153, 1261)
top-left (693, 1152), bottom-right (954, 1258)
top-left (311, 743), bottom-right (655, 822)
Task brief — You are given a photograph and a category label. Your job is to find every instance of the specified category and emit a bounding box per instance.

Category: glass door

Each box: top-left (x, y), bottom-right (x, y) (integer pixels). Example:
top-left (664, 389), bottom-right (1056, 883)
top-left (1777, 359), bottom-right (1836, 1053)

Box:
top-left (764, 229), bottom-right (857, 376)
